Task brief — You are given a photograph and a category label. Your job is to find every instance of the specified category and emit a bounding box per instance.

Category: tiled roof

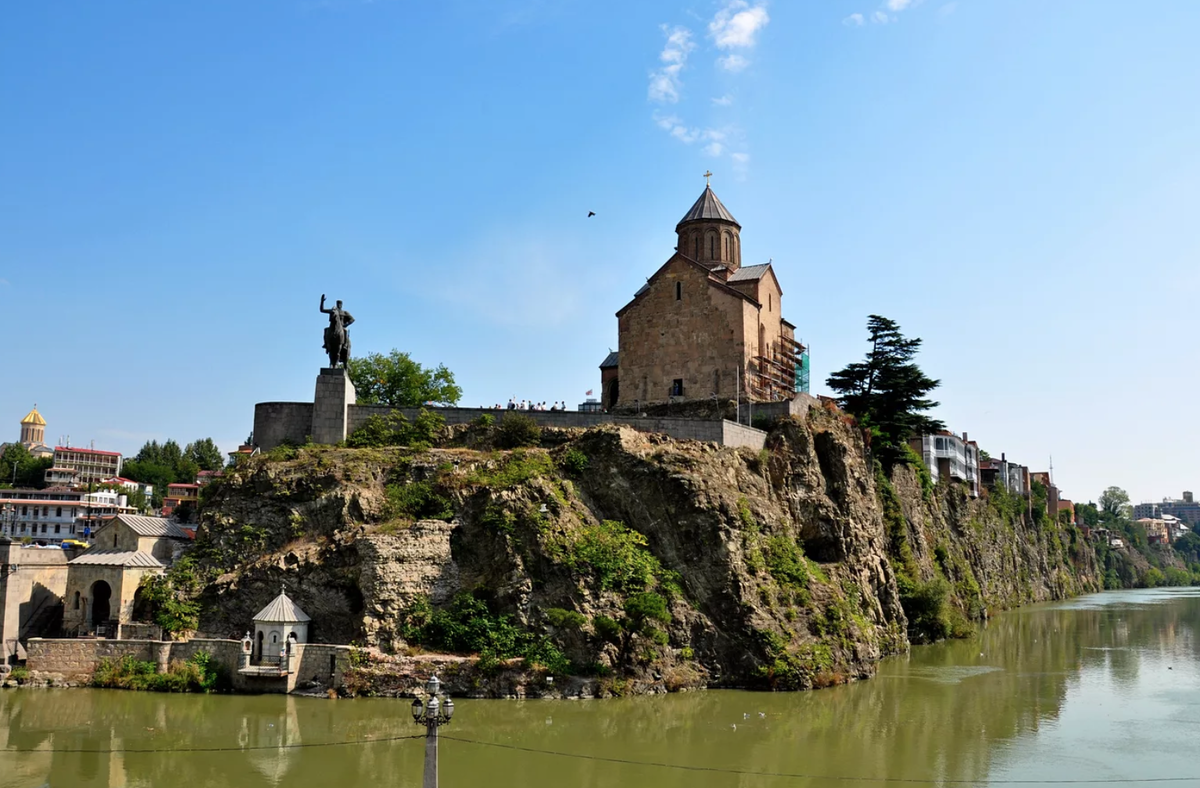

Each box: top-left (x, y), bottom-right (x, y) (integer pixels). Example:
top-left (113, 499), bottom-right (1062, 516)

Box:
top-left (253, 592), bottom-right (311, 623)
top-left (54, 446), bottom-right (121, 457)
top-left (599, 351), bottom-right (619, 369)
top-left (727, 263), bottom-right (771, 282)
top-left (678, 185), bottom-right (740, 227)
top-left (110, 514), bottom-right (192, 539)
top-left (69, 550), bottom-right (165, 568)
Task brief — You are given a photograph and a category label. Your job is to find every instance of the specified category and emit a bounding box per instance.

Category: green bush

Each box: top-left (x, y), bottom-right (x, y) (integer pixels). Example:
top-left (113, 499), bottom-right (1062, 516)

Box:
top-left (9, 666), bottom-right (29, 683)
top-left (468, 449), bottom-right (554, 489)
top-left (561, 448), bottom-right (589, 475)
top-left (553, 520), bottom-right (662, 592)
top-left (136, 573), bottom-right (200, 634)
top-left (764, 536), bottom-right (810, 590)
top-left (898, 576), bottom-right (955, 644)
top-left (400, 592), bottom-right (571, 674)
top-left (346, 409), bottom-right (446, 448)
top-left (593, 615), bottom-right (622, 645)
top-left (496, 414), bottom-right (542, 449)
top-left (385, 481), bottom-right (453, 522)
top-left (91, 651), bottom-right (228, 693)
top-left (544, 607), bottom-right (587, 630)
top-left (473, 413), bottom-right (496, 428)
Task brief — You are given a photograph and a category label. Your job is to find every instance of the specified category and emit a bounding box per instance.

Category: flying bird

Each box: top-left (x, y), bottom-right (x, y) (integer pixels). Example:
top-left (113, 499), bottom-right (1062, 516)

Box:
top-left (588, 211), bottom-right (596, 217)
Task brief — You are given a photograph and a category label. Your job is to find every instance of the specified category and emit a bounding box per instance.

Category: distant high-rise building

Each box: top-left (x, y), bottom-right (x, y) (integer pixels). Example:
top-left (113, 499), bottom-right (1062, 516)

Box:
top-left (1133, 493), bottom-right (1200, 526)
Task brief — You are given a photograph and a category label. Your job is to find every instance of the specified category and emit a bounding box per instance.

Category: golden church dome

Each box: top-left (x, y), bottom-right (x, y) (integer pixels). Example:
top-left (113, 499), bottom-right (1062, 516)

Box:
top-left (21, 407), bottom-right (46, 426)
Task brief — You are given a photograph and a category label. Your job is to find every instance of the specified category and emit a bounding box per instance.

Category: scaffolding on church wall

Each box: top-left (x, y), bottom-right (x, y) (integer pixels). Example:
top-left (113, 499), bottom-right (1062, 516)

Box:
top-left (749, 338), bottom-right (807, 402)
top-left (796, 343), bottom-right (810, 394)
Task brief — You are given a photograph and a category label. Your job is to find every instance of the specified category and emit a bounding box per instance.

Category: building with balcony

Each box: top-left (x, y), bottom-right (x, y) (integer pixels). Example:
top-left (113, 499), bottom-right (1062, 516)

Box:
top-left (50, 446), bottom-right (123, 486)
top-left (908, 431), bottom-right (980, 497)
top-left (162, 483), bottom-right (201, 518)
top-left (979, 453), bottom-right (1029, 496)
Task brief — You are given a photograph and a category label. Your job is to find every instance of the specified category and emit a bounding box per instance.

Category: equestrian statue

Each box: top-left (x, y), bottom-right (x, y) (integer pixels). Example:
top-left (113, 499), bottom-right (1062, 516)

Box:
top-left (319, 294), bottom-right (354, 368)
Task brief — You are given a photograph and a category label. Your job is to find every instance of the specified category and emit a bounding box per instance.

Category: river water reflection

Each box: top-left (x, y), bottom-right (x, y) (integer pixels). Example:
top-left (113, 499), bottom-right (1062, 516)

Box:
top-left (3, 588), bottom-right (1199, 787)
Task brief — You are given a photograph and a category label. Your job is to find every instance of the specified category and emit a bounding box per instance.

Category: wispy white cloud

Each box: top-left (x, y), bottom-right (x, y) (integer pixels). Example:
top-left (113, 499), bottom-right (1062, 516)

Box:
top-left (648, 25), bottom-right (696, 104)
top-left (886, 0), bottom-right (912, 10)
top-left (655, 113), bottom-right (726, 149)
top-left (709, 1), bottom-right (770, 49)
top-left (0, 279), bottom-right (9, 287)
top-left (648, 6), bottom-right (765, 174)
top-left (717, 54), bottom-right (749, 72)
top-left (939, 2), bottom-right (957, 16)
top-left (872, 11), bottom-right (889, 24)
top-left (843, 13), bottom-right (864, 26)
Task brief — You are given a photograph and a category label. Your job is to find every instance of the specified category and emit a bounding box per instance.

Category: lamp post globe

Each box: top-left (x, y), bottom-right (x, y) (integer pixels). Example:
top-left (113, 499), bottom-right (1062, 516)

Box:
top-left (426, 675), bottom-right (441, 697)
top-left (443, 698), bottom-right (454, 721)
top-left (411, 698), bottom-right (423, 722)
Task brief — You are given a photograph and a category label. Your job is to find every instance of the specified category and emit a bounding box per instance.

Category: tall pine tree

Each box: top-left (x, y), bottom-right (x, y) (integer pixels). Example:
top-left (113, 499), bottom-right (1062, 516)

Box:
top-left (826, 315), bottom-right (944, 467)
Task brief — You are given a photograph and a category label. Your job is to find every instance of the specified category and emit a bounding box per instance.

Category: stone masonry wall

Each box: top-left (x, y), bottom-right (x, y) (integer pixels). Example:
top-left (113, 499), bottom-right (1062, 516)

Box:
top-left (349, 405), bottom-right (769, 451)
top-left (256, 386), bottom-right (771, 451)
top-left (0, 544), bottom-right (71, 663)
top-left (26, 638), bottom-right (156, 680)
top-left (616, 256), bottom-right (747, 406)
top-left (254, 402), bottom-right (314, 450)
top-left (26, 636), bottom-right (352, 693)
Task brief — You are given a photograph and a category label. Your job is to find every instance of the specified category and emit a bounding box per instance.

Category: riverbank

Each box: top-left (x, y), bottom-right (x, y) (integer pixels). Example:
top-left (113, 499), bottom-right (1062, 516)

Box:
top-left (4, 589), bottom-right (1198, 788)
top-left (132, 412), bottom-right (1109, 694)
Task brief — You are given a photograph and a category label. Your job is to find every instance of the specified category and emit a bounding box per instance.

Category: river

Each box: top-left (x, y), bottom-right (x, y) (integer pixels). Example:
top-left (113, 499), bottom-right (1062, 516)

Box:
top-left (2, 588), bottom-right (1198, 787)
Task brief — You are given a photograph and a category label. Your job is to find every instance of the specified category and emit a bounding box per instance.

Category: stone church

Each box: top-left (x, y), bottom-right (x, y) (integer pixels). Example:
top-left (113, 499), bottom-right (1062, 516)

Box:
top-left (600, 182), bottom-right (805, 411)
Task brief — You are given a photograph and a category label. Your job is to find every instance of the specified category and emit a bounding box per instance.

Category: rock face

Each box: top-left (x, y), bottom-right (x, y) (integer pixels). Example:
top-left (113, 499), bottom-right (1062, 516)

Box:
top-left (190, 408), bottom-right (1098, 691)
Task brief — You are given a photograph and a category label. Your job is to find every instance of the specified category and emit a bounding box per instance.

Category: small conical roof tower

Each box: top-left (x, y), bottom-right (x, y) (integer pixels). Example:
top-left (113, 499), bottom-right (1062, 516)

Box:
top-left (676, 175), bottom-right (742, 271)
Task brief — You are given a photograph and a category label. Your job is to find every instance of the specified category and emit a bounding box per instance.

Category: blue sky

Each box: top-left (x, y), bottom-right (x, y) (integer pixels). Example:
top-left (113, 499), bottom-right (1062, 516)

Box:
top-left (3, 0), bottom-right (1198, 505)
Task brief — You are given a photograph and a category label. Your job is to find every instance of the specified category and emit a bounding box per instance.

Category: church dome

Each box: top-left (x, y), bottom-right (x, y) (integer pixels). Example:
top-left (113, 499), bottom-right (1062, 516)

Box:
top-left (676, 182), bottom-right (743, 270)
top-left (677, 184), bottom-right (740, 228)
top-left (21, 407), bottom-right (45, 427)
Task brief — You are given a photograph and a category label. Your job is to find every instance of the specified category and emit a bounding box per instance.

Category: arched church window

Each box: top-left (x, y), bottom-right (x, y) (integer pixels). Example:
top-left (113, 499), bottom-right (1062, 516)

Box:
top-left (693, 234), bottom-right (701, 257)
top-left (709, 233), bottom-right (716, 259)
top-left (675, 281), bottom-right (682, 301)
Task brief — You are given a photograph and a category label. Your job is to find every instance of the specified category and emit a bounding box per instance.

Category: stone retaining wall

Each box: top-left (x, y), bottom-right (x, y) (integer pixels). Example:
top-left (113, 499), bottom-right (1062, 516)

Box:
top-left (256, 401), bottom-right (769, 452)
top-left (25, 636), bottom-right (354, 694)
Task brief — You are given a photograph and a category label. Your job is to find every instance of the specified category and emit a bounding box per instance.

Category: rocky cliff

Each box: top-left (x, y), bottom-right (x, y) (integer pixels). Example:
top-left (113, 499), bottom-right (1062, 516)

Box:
top-left (184, 406), bottom-right (1099, 694)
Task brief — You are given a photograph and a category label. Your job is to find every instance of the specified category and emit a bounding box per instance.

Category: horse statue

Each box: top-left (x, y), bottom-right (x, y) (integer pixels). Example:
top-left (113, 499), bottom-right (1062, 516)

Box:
top-left (320, 294), bottom-right (355, 368)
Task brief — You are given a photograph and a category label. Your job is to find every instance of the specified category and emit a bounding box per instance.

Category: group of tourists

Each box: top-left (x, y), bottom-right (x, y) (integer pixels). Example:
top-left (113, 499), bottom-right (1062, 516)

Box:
top-left (493, 398), bottom-right (570, 412)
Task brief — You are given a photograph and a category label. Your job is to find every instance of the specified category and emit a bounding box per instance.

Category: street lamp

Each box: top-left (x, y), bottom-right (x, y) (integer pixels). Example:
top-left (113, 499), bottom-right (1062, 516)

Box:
top-left (411, 674), bottom-right (455, 788)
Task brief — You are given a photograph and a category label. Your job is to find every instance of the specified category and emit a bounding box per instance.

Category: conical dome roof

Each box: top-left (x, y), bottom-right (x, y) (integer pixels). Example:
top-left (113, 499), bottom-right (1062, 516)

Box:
top-left (21, 407), bottom-right (46, 427)
top-left (252, 591), bottom-right (311, 623)
top-left (677, 185), bottom-right (740, 228)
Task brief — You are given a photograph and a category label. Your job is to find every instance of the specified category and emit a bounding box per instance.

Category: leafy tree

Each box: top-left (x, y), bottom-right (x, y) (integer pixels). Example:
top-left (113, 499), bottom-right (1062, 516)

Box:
top-left (348, 349), bottom-right (462, 408)
top-left (0, 443), bottom-right (52, 489)
top-left (184, 438), bottom-right (223, 472)
top-left (1173, 531), bottom-right (1200, 565)
top-left (1098, 486), bottom-right (1132, 520)
top-left (1076, 502), bottom-right (1101, 528)
top-left (825, 315), bottom-right (944, 466)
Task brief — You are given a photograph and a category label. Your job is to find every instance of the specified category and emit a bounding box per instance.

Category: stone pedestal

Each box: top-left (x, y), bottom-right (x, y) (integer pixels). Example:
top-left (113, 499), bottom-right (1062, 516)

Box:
top-left (311, 368), bottom-right (357, 445)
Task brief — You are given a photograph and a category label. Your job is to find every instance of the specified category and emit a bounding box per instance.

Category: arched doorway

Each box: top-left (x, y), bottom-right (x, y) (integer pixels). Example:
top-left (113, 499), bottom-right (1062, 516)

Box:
top-left (90, 581), bottom-right (112, 624)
